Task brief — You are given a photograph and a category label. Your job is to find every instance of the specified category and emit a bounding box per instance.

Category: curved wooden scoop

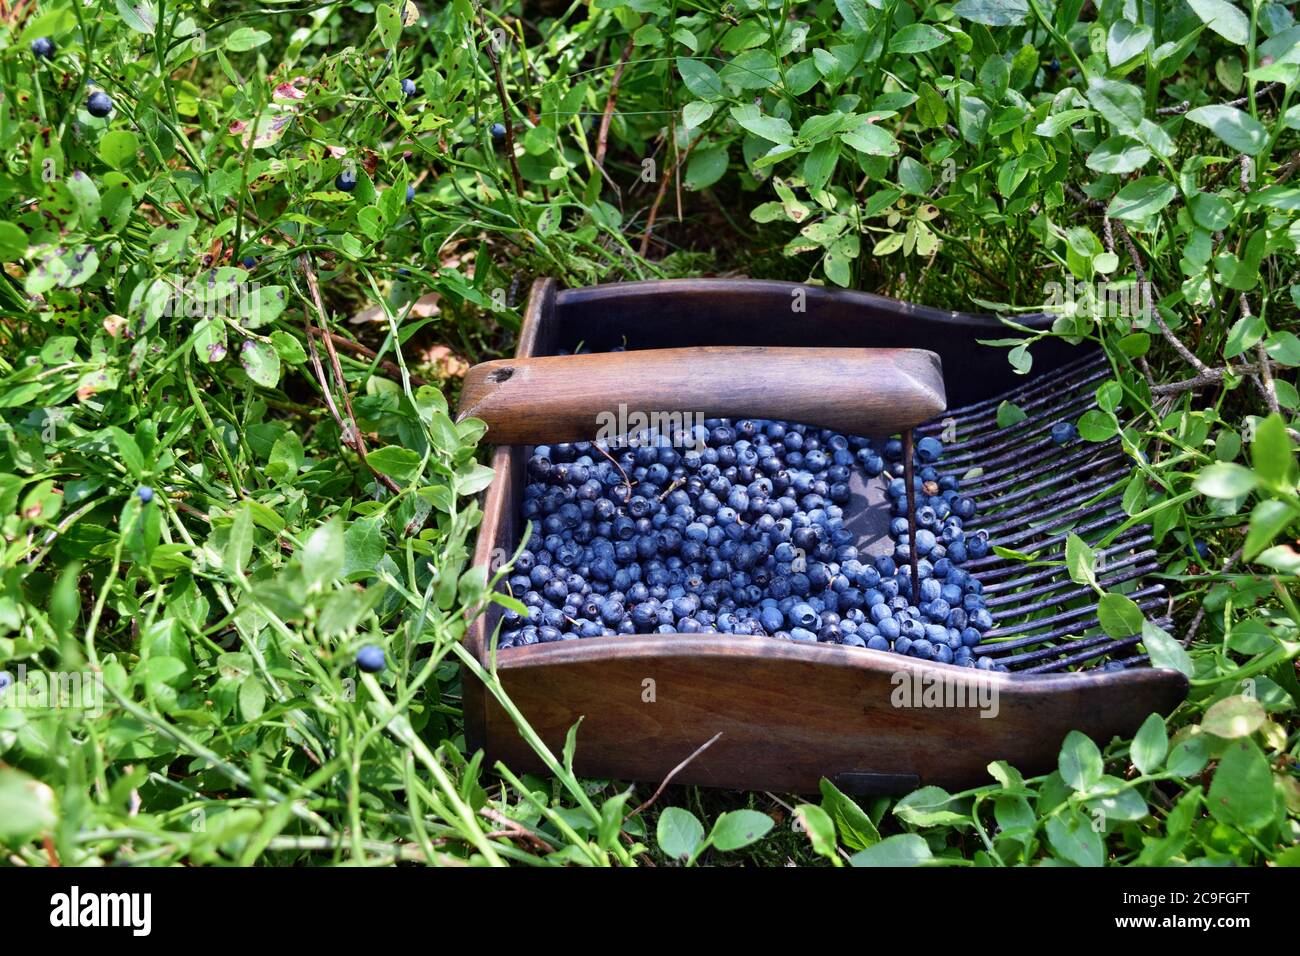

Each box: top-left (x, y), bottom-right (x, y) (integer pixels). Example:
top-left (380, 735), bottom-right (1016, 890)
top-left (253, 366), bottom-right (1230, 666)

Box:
top-left (457, 346), bottom-right (945, 444)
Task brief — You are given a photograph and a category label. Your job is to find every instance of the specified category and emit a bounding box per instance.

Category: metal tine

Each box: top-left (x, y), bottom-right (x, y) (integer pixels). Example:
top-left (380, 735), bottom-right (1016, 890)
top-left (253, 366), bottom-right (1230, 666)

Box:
top-left (1017, 618), bottom-right (1172, 674)
top-left (966, 508), bottom-right (1125, 578)
top-left (983, 599), bottom-right (1166, 662)
top-left (919, 352), bottom-right (1108, 426)
top-left (1005, 613), bottom-right (1172, 665)
top-left (978, 586), bottom-right (1167, 645)
top-left (956, 442), bottom-right (1118, 494)
top-left (980, 530), bottom-right (1154, 592)
top-left (976, 499), bottom-right (1123, 555)
top-left (938, 395), bottom-right (1099, 464)
top-left (940, 362), bottom-right (1106, 435)
top-left (933, 368), bottom-right (1113, 444)
top-left (977, 472), bottom-right (1127, 535)
top-left (995, 634), bottom-right (1121, 668)
top-left (933, 372), bottom-right (1107, 447)
top-left (976, 456), bottom-right (1127, 510)
top-left (983, 544), bottom-right (1156, 604)
top-left (1017, 636), bottom-right (1145, 672)
top-left (989, 559), bottom-right (1159, 621)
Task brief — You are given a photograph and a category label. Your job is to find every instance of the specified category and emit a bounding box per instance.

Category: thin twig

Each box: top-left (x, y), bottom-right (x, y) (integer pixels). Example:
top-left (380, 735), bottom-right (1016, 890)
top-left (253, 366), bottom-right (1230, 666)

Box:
top-left (639, 134), bottom-right (699, 257)
top-left (306, 326), bottom-right (429, 389)
top-left (1183, 546), bottom-right (1243, 647)
top-left (1239, 293), bottom-right (1282, 414)
top-left (625, 732), bottom-right (723, 820)
top-left (479, 807), bottom-right (555, 854)
top-left (299, 254), bottom-right (402, 495)
top-left (1156, 82), bottom-right (1280, 115)
top-left (476, 9), bottom-right (525, 197)
top-left (1115, 222), bottom-right (1211, 375)
top-left (595, 36), bottom-right (635, 170)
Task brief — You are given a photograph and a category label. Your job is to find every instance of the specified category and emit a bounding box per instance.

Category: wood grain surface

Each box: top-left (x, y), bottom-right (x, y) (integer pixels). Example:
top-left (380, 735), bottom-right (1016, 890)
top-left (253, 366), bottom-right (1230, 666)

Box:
top-left (458, 346), bottom-right (946, 443)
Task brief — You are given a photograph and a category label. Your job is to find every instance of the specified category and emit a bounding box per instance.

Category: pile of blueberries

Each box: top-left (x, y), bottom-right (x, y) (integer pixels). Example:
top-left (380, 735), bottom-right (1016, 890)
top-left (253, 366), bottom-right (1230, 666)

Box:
top-left (497, 419), bottom-right (1005, 670)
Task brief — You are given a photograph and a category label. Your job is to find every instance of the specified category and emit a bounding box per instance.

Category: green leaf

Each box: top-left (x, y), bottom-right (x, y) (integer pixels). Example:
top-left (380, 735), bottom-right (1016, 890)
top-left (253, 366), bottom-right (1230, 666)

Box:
top-left (1264, 331), bottom-right (1300, 366)
top-left (1065, 533), bottom-right (1097, 587)
top-left (709, 809), bottom-right (775, 851)
top-left (1107, 177), bottom-right (1177, 221)
top-left (849, 833), bottom-right (932, 866)
top-left (238, 678), bottom-right (266, 720)
top-left (1194, 462), bottom-right (1258, 498)
top-left (1098, 592), bottom-right (1145, 638)
top-left (1141, 621), bottom-right (1194, 677)
top-left (225, 504), bottom-right (254, 576)
top-left (952, 0), bottom-right (1028, 27)
top-left (0, 222), bottom-right (27, 262)
top-left (657, 806), bottom-right (704, 860)
top-left (1202, 695), bottom-right (1266, 739)
top-left (889, 23), bottom-right (951, 54)
top-left (1087, 137), bottom-right (1152, 174)
top-left (685, 145), bottom-right (729, 190)
top-left (1077, 409), bottom-right (1118, 441)
top-left (1244, 499), bottom-right (1295, 559)
top-left (1107, 20), bottom-right (1152, 66)
top-left (98, 130), bottom-right (141, 169)
top-left (1167, 735), bottom-right (1210, 777)
top-left (818, 777), bottom-right (881, 850)
top-left (1207, 739), bottom-right (1276, 832)
top-left (794, 804), bottom-right (840, 864)
top-left (1086, 78), bottom-right (1145, 133)
top-left (109, 426), bottom-right (145, 478)
top-left (840, 123), bottom-right (898, 156)
top-left (1131, 713), bottom-right (1168, 774)
top-left (682, 100), bottom-right (713, 128)
top-left (0, 769), bottom-right (57, 845)
top-left (366, 446), bottom-right (424, 484)
top-left (1255, 544), bottom-right (1300, 573)
top-left (677, 57), bottom-right (724, 101)
top-left (996, 400), bottom-right (1027, 428)
top-left (1251, 413), bottom-right (1295, 489)
top-left (897, 156), bottom-right (932, 195)
top-left (301, 520), bottom-right (344, 588)
top-left (375, 3), bottom-right (401, 48)
top-left (1045, 809), bottom-right (1104, 866)
top-left (66, 171), bottom-right (101, 225)
top-left (894, 786), bottom-right (969, 827)
top-left (1186, 0), bottom-right (1250, 45)
top-left (116, 0), bottom-right (157, 34)
top-left (1058, 730), bottom-right (1104, 792)
top-left (833, 0), bottom-right (871, 33)
top-left (226, 27), bottom-right (271, 51)
top-left (239, 340), bottom-right (280, 387)
top-left (730, 104), bottom-right (793, 144)
top-left (1186, 105), bottom-right (1268, 155)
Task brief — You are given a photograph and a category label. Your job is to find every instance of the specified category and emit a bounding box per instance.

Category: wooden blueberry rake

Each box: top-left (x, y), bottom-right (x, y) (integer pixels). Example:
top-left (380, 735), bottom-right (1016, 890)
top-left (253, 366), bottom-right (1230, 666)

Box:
top-left (457, 279), bottom-right (1188, 794)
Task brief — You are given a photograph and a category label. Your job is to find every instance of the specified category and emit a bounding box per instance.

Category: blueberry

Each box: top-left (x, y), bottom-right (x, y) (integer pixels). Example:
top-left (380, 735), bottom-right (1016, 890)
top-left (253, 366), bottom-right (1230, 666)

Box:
top-left (241, 255), bottom-right (257, 268)
top-left (490, 122), bottom-right (507, 143)
top-left (356, 644), bottom-right (386, 673)
top-left (136, 485), bottom-right (154, 504)
top-left (1050, 421), bottom-right (1078, 445)
top-left (406, 184), bottom-right (416, 203)
top-left (31, 37), bottom-right (56, 60)
top-left (1189, 539), bottom-right (1209, 561)
top-left (401, 78), bottom-right (418, 98)
top-left (915, 436), bottom-right (944, 463)
top-left (336, 169), bottom-right (357, 192)
top-left (87, 91), bottom-right (114, 118)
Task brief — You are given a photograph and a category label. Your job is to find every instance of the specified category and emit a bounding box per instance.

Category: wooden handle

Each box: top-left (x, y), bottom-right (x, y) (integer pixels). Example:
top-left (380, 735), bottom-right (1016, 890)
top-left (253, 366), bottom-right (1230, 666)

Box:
top-left (457, 347), bottom-right (945, 444)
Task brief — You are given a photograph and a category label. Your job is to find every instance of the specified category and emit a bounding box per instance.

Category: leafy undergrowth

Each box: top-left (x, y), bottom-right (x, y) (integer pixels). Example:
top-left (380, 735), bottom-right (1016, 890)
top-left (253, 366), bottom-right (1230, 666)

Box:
top-left (0, 0), bottom-right (1296, 866)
